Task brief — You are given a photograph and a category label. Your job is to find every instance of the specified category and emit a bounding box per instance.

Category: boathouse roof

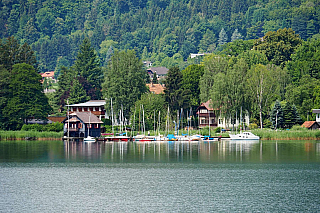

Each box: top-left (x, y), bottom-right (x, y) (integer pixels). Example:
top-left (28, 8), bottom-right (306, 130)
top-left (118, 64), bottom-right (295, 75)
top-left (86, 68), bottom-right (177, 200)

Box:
top-left (66, 112), bottom-right (103, 124)
top-left (66, 100), bottom-right (106, 107)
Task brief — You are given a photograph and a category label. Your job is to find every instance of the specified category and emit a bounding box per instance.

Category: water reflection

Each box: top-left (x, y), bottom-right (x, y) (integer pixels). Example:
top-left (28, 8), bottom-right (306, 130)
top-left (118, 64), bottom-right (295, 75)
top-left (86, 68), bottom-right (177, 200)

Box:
top-left (60, 140), bottom-right (320, 163)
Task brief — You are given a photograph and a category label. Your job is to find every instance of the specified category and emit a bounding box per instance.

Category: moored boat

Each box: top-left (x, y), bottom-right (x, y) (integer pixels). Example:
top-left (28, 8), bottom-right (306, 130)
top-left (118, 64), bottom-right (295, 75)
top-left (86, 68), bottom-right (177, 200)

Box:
top-left (84, 136), bottom-right (96, 142)
top-left (229, 132), bottom-right (259, 140)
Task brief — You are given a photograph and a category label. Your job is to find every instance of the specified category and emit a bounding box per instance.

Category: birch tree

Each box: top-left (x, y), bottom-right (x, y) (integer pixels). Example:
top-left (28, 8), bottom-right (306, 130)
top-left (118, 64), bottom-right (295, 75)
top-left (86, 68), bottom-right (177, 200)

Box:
top-left (246, 64), bottom-right (283, 128)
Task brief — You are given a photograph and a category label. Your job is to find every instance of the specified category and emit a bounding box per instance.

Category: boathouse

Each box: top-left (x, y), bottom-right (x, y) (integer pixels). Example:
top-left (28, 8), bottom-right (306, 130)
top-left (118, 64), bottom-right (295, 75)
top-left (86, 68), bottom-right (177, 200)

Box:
top-left (63, 112), bottom-right (103, 138)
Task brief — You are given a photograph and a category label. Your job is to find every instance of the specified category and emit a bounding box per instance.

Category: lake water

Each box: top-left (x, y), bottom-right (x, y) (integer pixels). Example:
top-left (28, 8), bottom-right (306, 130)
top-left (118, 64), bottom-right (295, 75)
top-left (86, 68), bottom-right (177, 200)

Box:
top-left (1, 140), bottom-right (319, 212)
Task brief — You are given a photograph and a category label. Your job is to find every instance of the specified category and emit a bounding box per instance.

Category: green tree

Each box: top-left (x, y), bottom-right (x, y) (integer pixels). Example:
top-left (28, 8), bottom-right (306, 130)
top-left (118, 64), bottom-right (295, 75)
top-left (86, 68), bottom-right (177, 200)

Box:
top-left (210, 58), bottom-right (248, 122)
top-left (218, 28), bottom-right (228, 47)
top-left (0, 37), bottom-right (37, 71)
top-left (69, 78), bottom-right (89, 104)
top-left (287, 37), bottom-right (320, 83)
top-left (199, 29), bottom-right (216, 53)
top-left (75, 38), bottom-right (103, 99)
top-left (254, 28), bottom-right (302, 67)
top-left (200, 54), bottom-right (228, 102)
top-left (282, 101), bottom-right (295, 129)
top-left (103, 49), bottom-right (147, 118)
top-left (152, 72), bottom-right (158, 84)
top-left (182, 64), bottom-right (204, 107)
top-left (164, 66), bottom-right (190, 111)
top-left (3, 63), bottom-right (52, 130)
top-left (270, 100), bottom-right (284, 129)
top-left (132, 93), bottom-right (167, 131)
top-left (231, 29), bottom-right (243, 41)
top-left (0, 66), bottom-right (10, 129)
top-left (246, 64), bottom-right (283, 128)
top-left (286, 75), bottom-right (320, 121)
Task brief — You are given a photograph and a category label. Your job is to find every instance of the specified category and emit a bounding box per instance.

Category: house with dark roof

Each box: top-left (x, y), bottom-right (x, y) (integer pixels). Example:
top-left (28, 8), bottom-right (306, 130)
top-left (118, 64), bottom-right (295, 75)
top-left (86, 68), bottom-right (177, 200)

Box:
top-left (147, 67), bottom-right (169, 80)
top-left (63, 112), bottom-right (103, 138)
top-left (66, 100), bottom-right (106, 120)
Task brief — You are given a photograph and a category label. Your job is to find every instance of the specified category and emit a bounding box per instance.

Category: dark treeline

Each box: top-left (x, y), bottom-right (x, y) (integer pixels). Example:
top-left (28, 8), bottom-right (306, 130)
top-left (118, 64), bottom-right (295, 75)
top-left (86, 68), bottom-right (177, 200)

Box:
top-left (0, 0), bottom-right (319, 73)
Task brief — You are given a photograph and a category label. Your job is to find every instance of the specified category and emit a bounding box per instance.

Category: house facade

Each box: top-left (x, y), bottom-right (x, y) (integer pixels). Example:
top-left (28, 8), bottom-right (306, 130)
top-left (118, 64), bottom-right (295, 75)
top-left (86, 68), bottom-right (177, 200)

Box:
top-left (196, 100), bottom-right (217, 128)
top-left (63, 112), bottom-right (103, 138)
top-left (197, 100), bottom-right (250, 129)
top-left (66, 100), bottom-right (106, 120)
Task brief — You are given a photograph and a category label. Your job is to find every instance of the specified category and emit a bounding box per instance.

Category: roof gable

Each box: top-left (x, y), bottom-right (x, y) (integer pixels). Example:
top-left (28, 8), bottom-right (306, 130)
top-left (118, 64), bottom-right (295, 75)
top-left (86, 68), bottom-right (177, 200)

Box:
top-left (301, 121), bottom-right (320, 128)
top-left (197, 100), bottom-right (213, 111)
top-left (64, 112), bottom-right (103, 124)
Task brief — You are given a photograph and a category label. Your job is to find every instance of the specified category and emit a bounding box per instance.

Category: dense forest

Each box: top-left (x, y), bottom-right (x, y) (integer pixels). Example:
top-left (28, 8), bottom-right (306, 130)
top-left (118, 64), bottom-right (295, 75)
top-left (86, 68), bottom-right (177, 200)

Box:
top-left (0, 0), bottom-right (319, 73)
top-left (1, 0), bottom-right (320, 131)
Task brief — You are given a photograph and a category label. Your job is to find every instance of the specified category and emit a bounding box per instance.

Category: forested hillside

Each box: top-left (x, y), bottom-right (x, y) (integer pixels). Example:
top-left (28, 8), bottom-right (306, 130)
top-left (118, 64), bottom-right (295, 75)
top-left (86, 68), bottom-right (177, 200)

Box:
top-left (0, 0), bottom-right (319, 73)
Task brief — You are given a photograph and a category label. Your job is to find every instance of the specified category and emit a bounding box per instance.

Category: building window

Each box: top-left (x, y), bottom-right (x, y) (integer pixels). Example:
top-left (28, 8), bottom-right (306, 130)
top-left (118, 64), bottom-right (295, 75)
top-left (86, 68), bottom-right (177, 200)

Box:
top-left (200, 117), bottom-right (207, 124)
top-left (84, 107), bottom-right (88, 111)
top-left (200, 109), bottom-right (207, 113)
top-left (219, 119), bottom-right (221, 124)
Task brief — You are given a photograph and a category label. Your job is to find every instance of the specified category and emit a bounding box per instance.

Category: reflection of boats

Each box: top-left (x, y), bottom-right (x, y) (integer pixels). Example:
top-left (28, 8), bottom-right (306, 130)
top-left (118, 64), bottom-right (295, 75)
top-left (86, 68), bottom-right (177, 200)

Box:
top-left (134, 135), bottom-right (155, 142)
top-left (229, 132), bottom-right (259, 140)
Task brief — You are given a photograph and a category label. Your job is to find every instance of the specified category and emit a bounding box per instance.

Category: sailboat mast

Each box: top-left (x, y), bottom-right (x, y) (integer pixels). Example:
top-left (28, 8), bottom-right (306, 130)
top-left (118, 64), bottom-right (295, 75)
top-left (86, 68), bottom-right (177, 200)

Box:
top-left (111, 98), bottom-right (114, 135)
top-left (88, 111), bottom-right (91, 137)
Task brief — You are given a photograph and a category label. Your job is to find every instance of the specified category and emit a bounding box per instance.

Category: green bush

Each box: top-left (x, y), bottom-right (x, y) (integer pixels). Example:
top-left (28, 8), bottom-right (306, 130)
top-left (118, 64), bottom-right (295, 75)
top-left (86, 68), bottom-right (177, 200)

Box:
top-left (291, 125), bottom-right (306, 131)
top-left (214, 127), bottom-right (221, 133)
top-left (21, 122), bottom-right (63, 132)
top-left (21, 124), bottom-right (44, 131)
top-left (249, 123), bottom-right (258, 129)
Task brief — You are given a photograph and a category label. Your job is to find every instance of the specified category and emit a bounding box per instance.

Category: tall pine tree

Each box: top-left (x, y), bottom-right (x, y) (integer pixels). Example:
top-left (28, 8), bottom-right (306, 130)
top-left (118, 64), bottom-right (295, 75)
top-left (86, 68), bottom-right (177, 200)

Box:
top-left (75, 38), bottom-right (103, 99)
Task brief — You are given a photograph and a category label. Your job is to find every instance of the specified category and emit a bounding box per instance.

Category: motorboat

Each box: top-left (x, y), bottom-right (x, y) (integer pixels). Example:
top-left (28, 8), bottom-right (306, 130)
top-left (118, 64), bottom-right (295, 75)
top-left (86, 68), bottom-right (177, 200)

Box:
top-left (229, 132), bottom-right (260, 140)
top-left (84, 136), bottom-right (96, 142)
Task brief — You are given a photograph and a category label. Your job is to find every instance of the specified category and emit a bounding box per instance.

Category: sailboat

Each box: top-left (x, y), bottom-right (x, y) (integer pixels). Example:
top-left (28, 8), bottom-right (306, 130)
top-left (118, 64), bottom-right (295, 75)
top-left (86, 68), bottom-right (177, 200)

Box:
top-left (84, 112), bottom-right (96, 142)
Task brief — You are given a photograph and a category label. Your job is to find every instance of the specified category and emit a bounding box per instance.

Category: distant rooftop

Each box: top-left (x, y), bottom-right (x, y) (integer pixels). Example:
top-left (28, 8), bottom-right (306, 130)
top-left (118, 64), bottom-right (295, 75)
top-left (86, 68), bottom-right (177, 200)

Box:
top-left (147, 67), bottom-right (169, 75)
top-left (146, 83), bottom-right (165, 94)
top-left (41, 71), bottom-right (55, 78)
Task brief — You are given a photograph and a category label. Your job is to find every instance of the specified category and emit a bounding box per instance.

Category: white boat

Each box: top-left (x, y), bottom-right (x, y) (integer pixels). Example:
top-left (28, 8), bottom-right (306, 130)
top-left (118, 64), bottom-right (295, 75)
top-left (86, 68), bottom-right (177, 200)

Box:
top-left (229, 132), bottom-right (260, 140)
top-left (84, 136), bottom-right (96, 142)
top-left (84, 112), bottom-right (95, 142)
top-left (190, 134), bottom-right (202, 141)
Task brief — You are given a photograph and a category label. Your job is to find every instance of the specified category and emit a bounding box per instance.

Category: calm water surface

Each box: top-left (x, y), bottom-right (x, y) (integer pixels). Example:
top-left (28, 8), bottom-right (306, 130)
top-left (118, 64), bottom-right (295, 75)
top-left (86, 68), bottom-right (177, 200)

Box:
top-left (1, 140), bottom-right (320, 212)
